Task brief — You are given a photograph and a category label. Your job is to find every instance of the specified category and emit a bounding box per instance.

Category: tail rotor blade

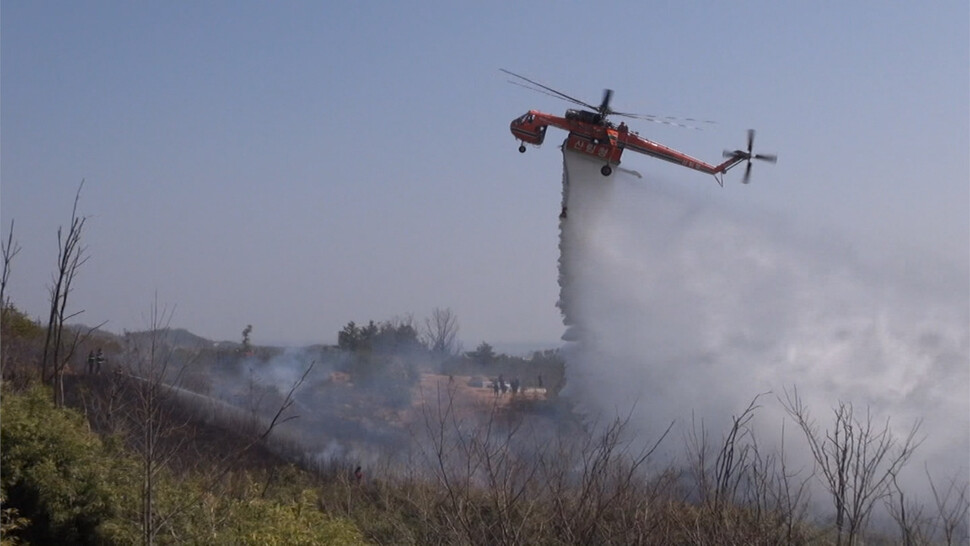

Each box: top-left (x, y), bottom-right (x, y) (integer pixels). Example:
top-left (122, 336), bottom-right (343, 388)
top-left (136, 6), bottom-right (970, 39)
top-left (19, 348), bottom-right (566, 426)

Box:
top-left (732, 129), bottom-right (777, 184)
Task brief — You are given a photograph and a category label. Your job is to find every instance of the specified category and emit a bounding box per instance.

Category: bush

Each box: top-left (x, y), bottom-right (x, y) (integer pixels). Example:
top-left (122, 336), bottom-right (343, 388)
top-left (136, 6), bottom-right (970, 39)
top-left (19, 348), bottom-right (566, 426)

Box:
top-left (0, 385), bottom-right (134, 544)
top-left (0, 305), bottom-right (45, 387)
top-left (215, 488), bottom-right (367, 545)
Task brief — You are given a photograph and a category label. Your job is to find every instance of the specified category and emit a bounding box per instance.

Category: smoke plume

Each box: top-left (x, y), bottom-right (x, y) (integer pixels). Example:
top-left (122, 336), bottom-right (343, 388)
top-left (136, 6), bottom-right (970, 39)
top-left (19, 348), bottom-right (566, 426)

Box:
top-left (556, 147), bottom-right (969, 498)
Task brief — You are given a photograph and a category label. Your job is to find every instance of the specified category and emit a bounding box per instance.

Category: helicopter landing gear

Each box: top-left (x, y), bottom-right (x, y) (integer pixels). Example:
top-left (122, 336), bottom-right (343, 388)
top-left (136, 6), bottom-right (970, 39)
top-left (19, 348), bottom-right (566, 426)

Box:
top-left (600, 165), bottom-right (612, 176)
top-left (518, 144), bottom-right (527, 153)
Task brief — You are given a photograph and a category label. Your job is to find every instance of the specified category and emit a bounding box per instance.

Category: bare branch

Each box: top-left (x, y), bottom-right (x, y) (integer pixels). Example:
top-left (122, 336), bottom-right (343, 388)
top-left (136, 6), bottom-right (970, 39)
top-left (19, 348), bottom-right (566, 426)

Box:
top-left (1, 218), bottom-right (22, 308)
top-left (926, 466), bottom-right (970, 545)
top-left (41, 180), bottom-right (89, 405)
top-left (423, 307), bottom-right (461, 357)
top-left (782, 386), bottom-right (922, 545)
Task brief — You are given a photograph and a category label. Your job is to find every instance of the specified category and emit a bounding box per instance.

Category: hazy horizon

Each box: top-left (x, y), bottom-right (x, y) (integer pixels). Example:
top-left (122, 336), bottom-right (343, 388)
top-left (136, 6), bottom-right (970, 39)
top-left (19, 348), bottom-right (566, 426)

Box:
top-left (57, 319), bottom-right (562, 358)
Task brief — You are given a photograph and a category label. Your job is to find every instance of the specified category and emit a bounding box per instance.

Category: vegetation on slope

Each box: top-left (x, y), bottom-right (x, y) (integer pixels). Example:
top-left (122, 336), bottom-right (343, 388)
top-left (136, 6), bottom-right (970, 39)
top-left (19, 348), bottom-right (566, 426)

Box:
top-left (2, 301), bottom-right (967, 545)
top-left (1, 379), bottom-right (366, 545)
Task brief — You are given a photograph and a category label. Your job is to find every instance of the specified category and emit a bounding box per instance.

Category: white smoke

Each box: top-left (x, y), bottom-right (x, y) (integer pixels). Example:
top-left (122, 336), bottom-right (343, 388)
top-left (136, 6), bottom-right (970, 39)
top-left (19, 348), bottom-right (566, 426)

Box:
top-left (557, 146), bottom-right (969, 501)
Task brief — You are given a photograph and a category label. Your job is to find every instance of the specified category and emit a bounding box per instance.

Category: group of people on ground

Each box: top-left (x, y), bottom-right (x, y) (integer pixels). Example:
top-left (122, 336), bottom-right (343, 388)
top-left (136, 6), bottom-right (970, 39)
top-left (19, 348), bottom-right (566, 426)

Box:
top-left (492, 374), bottom-right (522, 396)
top-left (86, 348), bottom-right (105, 374)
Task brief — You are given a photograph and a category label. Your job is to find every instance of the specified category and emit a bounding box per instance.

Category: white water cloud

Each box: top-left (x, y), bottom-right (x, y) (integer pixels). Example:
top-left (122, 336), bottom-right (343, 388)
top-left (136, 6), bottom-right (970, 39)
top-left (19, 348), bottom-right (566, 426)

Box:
top-left (557, 148), bottom-right (969, 498)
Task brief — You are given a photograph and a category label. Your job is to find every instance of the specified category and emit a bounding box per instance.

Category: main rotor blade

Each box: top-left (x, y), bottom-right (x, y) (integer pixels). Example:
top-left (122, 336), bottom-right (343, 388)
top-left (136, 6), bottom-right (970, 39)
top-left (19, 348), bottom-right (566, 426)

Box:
top-left (612, 111), bottom-right (714, 130)
top-left (501, 69), bottom-right (599, 111)
top-left (506, 80), bottom-right (580, 103)
top-left (599, 89), bottom-right (613, 114)
top-left (612, 111), bottom-right (715, 125)
top-left (614, 112), bottom-right (703, 130)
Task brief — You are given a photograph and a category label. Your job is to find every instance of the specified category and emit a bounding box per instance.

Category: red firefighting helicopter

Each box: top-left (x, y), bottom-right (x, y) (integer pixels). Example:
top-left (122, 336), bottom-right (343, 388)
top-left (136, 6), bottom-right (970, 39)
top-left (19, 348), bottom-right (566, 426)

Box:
top-left (503, 69), bottom-right (776, 184)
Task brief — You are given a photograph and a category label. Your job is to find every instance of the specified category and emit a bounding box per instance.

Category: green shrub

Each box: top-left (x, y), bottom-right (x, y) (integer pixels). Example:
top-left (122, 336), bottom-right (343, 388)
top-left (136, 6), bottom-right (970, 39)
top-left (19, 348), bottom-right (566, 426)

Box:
top-left (217, 490), bottom-right (366, 546)
top-left (0, 385), bottom-right (135, 544)
top-left (0, 305), bottom-right (43, 340)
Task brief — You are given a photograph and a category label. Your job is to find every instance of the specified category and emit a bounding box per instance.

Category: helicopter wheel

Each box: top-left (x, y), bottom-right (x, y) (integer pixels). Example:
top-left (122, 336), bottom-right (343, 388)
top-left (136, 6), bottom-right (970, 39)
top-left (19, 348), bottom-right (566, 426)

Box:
top-left (518, 144), bottom-right (526, 153)
top-left (600, 165), bottom-right (612, 176)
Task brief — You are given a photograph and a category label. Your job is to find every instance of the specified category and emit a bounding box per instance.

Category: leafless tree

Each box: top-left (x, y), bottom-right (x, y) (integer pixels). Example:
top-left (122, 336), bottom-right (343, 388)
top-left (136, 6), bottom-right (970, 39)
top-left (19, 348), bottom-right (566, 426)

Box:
top-left (543, 410), bottom-right (672, 545)
top-left (687, 395), bottom-right (764, 515)
top-left (415, 380), bottom-right (481, 542)
top-left (423, 307), bottom-right (461, 357)
top-left (684, 393), bottom-right (814, 543)
top-left (1, 219), bottom-right (25, 382)
top-left (1, 218), bottom-right (22, 308)
top-left (473, 407), bottom-right (544, 544)
top-left (782, 387), bottom-right (923, 546)
top-left (122, 298), bottom-right (183, 545)
top-left (412, 383), bottom-right (674, 545)
top-left (886, 469), bottom-right (930, 545)
top-left (412, 380), bottom-right (548, 544)
top-left (751, 423), bottom-right (813, 544)
top-left (925, 467), bottom-right (969, 545)
top-left (40, 181), bottom-right (98, 405)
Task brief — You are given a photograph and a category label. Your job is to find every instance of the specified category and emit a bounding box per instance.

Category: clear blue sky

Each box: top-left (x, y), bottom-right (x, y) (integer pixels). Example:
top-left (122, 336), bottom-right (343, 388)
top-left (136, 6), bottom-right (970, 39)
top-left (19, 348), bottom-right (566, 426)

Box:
top-left (2, 2), bottom-right (967, 347)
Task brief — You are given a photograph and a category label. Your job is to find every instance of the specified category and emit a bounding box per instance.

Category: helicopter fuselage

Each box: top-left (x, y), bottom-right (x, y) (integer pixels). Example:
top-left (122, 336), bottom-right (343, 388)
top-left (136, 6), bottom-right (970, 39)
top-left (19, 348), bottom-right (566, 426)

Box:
top-left (511, 109), bottom-right (740, 176)
top-left (503, 69), bottom-right (775, 184)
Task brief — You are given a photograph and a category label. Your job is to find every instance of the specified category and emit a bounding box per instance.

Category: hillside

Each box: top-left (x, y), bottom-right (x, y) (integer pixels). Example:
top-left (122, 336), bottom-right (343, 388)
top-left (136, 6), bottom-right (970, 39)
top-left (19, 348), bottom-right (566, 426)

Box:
top-left (4, 307), bottom-right (966, 545)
